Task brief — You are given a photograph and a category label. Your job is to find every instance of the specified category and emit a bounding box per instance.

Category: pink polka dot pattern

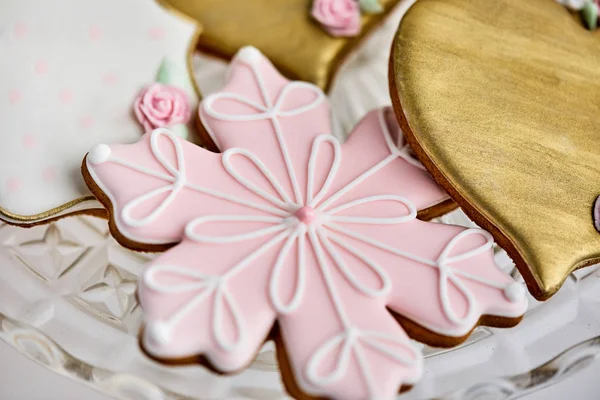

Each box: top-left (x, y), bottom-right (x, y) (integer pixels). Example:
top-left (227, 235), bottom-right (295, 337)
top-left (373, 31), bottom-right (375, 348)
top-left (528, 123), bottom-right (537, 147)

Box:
top-left (8, 89), bottom-right (21, 105)
top-left (102, 72), bottom-right (119, 86)
top-left (6, 178), bottom-right (21, 193)
top-left (89, 25), bottom-right (102, 41)
top-left (14, 22), bottom-right (27, 38)
top-left (0, 0), bottom-right (197, 220)
top-left (22, 135), bottom-right (37, 149)
top-left (147, 26), bottom-right (165, 41)
top-left (59, 89), bottom-right (74, 104)
top-left (42, 167), bottom-right (57, 182)
top-left (35, 59), bottom-right (49, 75)
top-left (79, 116), bottom-right (94, 129)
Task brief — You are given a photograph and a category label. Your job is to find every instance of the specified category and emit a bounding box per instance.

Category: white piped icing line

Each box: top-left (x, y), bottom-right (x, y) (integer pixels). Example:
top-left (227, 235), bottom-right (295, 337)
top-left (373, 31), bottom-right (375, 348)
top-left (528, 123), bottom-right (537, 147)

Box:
top-left (87, 144), bottom-right (112, 165)
top-left (305, 327), bottom-right (421, 388)
top-left (88, 128), bottom-right (290, 231)
top-left (379, 110), bottom-right (425, 171)
top-left (86, 47), bottom-right (527, 400)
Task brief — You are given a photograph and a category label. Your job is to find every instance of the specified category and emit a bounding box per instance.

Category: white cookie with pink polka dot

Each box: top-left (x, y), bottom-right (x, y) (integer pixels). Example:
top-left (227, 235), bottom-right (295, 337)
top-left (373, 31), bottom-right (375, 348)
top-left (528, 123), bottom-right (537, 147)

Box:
top-left (0, 0), bottom-right (198, 224)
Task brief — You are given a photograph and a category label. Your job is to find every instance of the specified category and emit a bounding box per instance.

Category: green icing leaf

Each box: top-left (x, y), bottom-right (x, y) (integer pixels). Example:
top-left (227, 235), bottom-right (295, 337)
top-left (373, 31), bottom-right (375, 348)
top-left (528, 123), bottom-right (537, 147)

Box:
top-left (169, 123), bottom-right (189, 140)
top-left (156, 57), bottom-right (194, 93)
top-left (156, 58), bottom-right (180, 85)
top-left (581, 0), bottom-right (598, 30)
top-left (155, 58), bottom-right (194, 140)
top-left (359, 0), bottom-right (383, 14)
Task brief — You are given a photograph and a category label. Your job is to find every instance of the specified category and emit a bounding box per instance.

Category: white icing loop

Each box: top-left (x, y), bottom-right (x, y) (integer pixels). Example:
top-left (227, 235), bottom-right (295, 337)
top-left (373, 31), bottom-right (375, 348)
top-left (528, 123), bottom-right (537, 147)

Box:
top-left (143, 265), bottom-right (219, 345)
top-left (325, 194), bottom-right (417, 225)
top-left (185, 214), bottom-right (286, 244)
top-left (141, 229), bottom-right (294, 350)
top-left (202, 50), bottom-right (326, 206)
top-left (145, 264), bottom-right (216, 293)
top-left (204, 93), bottom-right (270, 122)
top-left (437, 268), bottom-right (477, 325)
top-left (306, 328), bottom-right (419, 393)
top-left (213, 282), bottom-right (245, 351)
top-left (143, 264), bottom-right (245, 351)
top-left (269, 226), bottom-right (307, 314)
top-left (122, 183), bottom-right (183, 228)
top-left (305, 222), bottom-right (421, 399)
top-left (318, 227), bottom-right (391, 298)
top-left (90, 128), bottom-right (291, 235)
top-left (121, 129), bottom-right (186, 227)
top-left (306, 331), bottom-right (353, 385)
top-left (306, 134), bottom-right (341, 208)
top-left (324, 223), bottom-right (518, 326)
top-left (434, 228), bottom-right (502, 324)
top-left (275, 82), bottom-right (326, 117)
top-left (316, 152), bottom-right (398, 213)
top-left (151, 128), bottom-right (186, 177)
top-left (222, 148), bottom-right (294, 209)
top-left (438, 228), bottom-right (494, 265)
top-left (203, 81), bottom-right (325, 123)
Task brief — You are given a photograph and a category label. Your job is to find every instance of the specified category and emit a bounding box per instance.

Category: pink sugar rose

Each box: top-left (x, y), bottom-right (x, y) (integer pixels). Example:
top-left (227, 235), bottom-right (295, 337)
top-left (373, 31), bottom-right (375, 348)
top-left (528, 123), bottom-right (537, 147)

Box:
top-left (312, 0), bottom-right (361, 37)
top-left (134, 83), bottom-right (191, 132)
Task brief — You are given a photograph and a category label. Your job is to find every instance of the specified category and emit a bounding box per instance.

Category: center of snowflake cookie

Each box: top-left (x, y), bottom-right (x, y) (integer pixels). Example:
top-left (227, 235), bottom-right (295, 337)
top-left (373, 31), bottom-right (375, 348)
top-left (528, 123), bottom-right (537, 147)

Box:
top-left (294, 206), bottom-right (317, 224)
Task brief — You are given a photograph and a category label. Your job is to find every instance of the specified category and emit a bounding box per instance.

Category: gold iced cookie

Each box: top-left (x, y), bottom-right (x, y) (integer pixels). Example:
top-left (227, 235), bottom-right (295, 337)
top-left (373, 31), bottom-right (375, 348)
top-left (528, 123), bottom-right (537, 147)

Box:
top-left (161, 0), bottom-right (399, 91)
top-left (390, 0), bottom-right (600, 300)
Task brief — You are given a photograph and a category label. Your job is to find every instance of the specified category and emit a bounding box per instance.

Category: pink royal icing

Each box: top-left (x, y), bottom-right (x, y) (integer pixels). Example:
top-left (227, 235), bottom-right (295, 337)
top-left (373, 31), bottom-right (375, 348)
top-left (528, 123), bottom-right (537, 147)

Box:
top-left (312, 0), bottom-right (361, 37)
top-left (133, 83), bottom-right (191, 133)
top-left (295, 206), bottom-right (317, 224)
top-left (85, 47), bottom-right (527, 400)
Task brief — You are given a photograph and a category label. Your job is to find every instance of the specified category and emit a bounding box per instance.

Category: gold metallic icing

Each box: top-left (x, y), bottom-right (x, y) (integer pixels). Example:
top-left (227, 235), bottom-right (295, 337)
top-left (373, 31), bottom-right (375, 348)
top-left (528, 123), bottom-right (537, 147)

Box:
top-left (391, 0), bottom-right (600, 300)
top-left (160, 0), bottom-right (400, 91)
top-left (0, 196), bottom-right (102, 226)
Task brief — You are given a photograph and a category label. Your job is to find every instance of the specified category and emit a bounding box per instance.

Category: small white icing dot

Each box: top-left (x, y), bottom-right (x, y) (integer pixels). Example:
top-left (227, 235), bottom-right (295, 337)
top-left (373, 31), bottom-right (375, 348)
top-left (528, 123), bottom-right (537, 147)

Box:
top-left (88, 144), bottom-right (111, 165)
top-left (236, 46), bottom-right (262, 66)
top-left (147, 322), bottom-right (171, 345)
top-left (503, 282), bottom-right (525, 303)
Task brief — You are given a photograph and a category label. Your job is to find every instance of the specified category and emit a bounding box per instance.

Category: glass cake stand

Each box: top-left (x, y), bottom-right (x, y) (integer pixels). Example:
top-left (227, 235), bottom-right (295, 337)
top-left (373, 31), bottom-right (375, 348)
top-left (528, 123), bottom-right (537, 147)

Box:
top-left (2, 3), bottom-right (600, 398)
top-left (1, 209), bottom-right (600, 400)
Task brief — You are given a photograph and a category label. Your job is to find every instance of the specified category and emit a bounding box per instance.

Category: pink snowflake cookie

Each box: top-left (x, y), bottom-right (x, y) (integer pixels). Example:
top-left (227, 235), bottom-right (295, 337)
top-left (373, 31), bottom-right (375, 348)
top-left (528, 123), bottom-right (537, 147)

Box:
top-left (83, 47), bottom-right (527, 400)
